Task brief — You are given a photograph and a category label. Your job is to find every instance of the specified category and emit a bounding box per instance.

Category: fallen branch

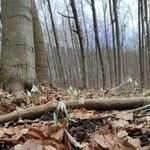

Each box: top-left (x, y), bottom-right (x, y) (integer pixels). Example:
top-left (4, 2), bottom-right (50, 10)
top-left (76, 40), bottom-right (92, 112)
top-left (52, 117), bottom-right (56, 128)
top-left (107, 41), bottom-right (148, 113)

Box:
top-left (0, 97), bottom-right (150, 124)
top-left (130, 102), bottom-right (150, 112)
top-left (65, 129), bottom-right (82, 148)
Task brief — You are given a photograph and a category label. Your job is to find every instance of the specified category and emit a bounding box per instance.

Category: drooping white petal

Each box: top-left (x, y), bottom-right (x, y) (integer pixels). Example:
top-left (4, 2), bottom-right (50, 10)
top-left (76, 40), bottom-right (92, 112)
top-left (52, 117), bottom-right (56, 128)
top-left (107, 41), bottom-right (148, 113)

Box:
top-left (31, 84), bottom-right (38, 93)
top-left (127, 77), bottom-right (132, 83)
top-left (57, 101), bottom-right (67, 112)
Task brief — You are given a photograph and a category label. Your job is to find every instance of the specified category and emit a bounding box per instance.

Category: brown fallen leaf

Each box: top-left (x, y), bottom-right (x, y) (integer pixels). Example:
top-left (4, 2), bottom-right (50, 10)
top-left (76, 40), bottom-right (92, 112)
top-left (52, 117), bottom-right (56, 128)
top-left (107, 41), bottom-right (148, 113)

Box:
top-left (93, 134), bottom-right (110, 149)
top-left (0, 130), bottom-right (4, 139)
top-left (14, 138), bottom-right (66, 150)
top-left (14, 139), bottom-right (42, 150)
top-left (123, 138), bottom-right (141, 149)
top-left (26, 127), bottom-right (48, 140)
top-left (114, 111), bottom-right (133, 121)
top-left (43, 138), bottom-right (66, 150)
top-left (71, 108), bottom-right (96, 119)
top-left (117, 130), bottom-right (128, 139)
top-left (0, 106), bottom-right (8, 115)
top-left (44, 145), bottom-right (57, 150)
top-left (111, 119), bottom-right (129, 132)
top-left (51, 126), bottom-right (65, 141)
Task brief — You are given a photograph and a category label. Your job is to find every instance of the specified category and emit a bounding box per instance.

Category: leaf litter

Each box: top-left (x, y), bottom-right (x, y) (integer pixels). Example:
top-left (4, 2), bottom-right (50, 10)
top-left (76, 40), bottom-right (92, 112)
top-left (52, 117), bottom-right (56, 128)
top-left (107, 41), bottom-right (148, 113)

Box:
top-left (0, 86), bottom-right (149, 150)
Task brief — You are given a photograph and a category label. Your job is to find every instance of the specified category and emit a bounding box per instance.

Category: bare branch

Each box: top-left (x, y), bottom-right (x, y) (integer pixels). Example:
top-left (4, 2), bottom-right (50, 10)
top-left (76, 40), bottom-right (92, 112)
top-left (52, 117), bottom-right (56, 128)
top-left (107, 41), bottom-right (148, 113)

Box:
top-left (57, 11), bottom-right (74, 19)
top-left (71, 29), bottom-right (78, 34)
top-left (86, 0), bottom-right (92, 6)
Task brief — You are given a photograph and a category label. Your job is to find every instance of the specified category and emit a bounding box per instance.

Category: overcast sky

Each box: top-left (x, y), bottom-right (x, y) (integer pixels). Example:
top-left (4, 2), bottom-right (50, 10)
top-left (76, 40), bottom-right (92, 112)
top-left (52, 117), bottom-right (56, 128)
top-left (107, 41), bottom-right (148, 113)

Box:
top-left (37, 0), bottom-right (138, 48)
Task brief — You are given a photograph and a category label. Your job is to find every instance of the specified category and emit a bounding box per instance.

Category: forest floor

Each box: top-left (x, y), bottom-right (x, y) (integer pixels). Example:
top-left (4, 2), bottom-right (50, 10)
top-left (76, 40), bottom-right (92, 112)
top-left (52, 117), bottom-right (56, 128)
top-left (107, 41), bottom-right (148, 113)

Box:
top-left (0, 85), bottom-right (149, 150)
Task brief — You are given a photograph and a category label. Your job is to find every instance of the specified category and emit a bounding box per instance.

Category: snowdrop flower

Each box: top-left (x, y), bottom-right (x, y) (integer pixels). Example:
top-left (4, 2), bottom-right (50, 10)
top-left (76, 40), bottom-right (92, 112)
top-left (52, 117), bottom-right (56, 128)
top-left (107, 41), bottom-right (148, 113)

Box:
top-left (41, 86), bottom-right (45, 90)
top-left (27, 90), bottom-right (31, 97)
top-left (127, 77), bottom-right (132, 83)
top-left (31, 84), bottom-right (38, 93)
top-left (135, 81), bottom-right (138, 86)
top-left (79, 98), bottom-right (85, 105)
top-left (73, 89), bottom-right (78, 96)
top-left (57, 101), bottom-right (67, 112)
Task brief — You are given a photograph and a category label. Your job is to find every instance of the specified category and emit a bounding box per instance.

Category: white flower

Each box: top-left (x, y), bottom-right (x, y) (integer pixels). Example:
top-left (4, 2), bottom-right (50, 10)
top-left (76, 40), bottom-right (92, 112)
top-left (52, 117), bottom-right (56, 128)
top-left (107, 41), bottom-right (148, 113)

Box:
top-left (73, 89), bottom-right (78, 96)
top-left (27, 90), bottom-right (31, 97)
top-left (69, 86), bottom-right (73, 91)
top-left (127, 77), bottom-right (132, 83)
top-left (31, 84), bottom-right (38, 93)
top-left (57, 101), bottom-right (67, 112)
top-left (135, 81), bottom-right (138, 86)
top-left (79, 98), bottom-right (85, 105)
top-left (41, 86), bottom-right (45, 90)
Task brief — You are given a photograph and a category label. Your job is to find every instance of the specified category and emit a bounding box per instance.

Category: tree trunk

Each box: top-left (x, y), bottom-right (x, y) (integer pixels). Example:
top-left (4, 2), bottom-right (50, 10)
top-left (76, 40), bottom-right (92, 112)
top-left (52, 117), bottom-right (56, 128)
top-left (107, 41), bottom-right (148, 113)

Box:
top-left (66, 2), bottom-right (80, 86)
top-left (109, 0), bottom-right (117, 86)
top-left (91, 0), bottom-right (106, 89)
top-left (70, 0), bottom-right (87, 89)
top-left (144, 0), bottom-right (150, 87)
top-left (102, 0), bottom-right (113, 88)
top-left (0, 97), bottom-right (150, 123)
top-left (32, 0), bottom-right (48, 84)
top-left (138, 0), bottom-right (144, 88)
top-left (64, 0), bottom-right (80, 86)
top-left (81, 0), bottom-right (90, 87)
top-left (47, 0), bottom-right (66, 86)
top-left (112, 0), bottom-right (122, 85)
top-left (41, 1), bottom-right (58, 83)
top-left (1, 0), bottom-right (36, 92)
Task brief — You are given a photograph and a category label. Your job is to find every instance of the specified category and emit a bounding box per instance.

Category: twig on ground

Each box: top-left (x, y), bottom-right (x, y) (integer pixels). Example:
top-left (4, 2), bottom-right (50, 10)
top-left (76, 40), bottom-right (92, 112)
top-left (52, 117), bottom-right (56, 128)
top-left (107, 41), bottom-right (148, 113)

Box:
top-left (0, 97), bottom-right (150, 124)
top-left (65, 129), bottom-right (83, 148)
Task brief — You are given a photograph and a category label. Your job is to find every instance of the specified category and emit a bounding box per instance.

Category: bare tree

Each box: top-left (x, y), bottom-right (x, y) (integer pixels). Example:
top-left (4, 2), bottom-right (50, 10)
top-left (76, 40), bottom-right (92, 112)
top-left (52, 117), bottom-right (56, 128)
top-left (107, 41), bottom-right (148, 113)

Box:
top-left (40, 0), bottom-right (58, 83)
top-left (91, 0), bottom-right (106, 89)
top-left (47, 0), bottom-right (66, 86)
top-left (1, 0), bottom-right (36, 92)
top-left (109, 0), bottom-right (117, 85)
top-left (138, 0), bottom-right (145, 88)
top-left (102, 0), bottom-right (113, 87)
top-left (70, 0), bottom-right (87, 89)
top-left (112, 0), bottom-right (122, 85)
top-left (32, 0), bottom-right (48, 84)
top-left (144, 0), bottom-right (150, 87)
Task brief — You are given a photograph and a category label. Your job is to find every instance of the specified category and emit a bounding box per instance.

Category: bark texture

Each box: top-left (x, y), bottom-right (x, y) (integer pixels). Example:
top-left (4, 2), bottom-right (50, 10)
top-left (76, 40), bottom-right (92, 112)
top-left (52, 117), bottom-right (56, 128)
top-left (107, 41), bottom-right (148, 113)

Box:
top-left (1, 0), bottom-right (36, 92)
top-left (0, 97), bottom-right (149, 123)
top-left (112, 0), bottom-right (122, 85)
top-left (91, 0), bottom-right (106, 89)
top-left (70, 0), bottom-right (87, 89)
top-left (47, 0), bottom-right (66, 86)
top-left (32, 0), bottom-right (48, 83)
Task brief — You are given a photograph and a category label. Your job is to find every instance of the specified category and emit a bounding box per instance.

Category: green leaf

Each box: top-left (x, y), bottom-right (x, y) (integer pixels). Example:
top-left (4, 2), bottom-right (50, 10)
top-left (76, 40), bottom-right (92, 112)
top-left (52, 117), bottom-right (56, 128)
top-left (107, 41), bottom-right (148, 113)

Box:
top-left (53, 112), bottom-right (58, 126)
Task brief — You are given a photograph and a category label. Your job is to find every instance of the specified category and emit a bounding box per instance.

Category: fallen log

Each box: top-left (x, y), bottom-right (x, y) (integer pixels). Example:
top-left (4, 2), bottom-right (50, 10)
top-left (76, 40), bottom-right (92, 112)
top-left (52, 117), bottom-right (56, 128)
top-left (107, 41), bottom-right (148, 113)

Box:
top-left (0, 97), bottom-right (150, 124)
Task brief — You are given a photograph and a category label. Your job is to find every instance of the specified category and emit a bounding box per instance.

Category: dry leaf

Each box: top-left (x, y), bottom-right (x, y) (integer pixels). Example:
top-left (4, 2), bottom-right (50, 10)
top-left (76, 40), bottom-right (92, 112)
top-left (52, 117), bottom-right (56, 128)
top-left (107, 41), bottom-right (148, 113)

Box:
top-left (94, 134), bottom-right (110, 149)
top-left (117, 130), bottom-right (128, 139)
top-left (14, 139), bottom-right (42, 150)
top-left (71, 108), bottom-right (95, 119)
top-left (114, 111), bottom-right (133, 121)
top-left (44, 145), bottom-right (57, 150)
top-left (124, 138), bottom-right (141, 149)
top-left (26, 127), bottom-right (47, 140)
top-left (0, 130), bottom-right (4, 138)
top-left (51, 127), bottom-right (65, 141)
top-left (112, 119), bottom-right (129, 132)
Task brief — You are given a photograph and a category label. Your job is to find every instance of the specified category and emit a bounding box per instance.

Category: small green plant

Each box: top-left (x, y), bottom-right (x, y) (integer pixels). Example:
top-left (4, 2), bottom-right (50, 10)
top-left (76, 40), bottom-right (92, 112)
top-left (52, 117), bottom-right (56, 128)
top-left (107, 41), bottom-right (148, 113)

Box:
top-left (142, 89), bottom-right (150, 97)
top-left (53, 101), bottom-right (76, 126)
top-left (67, 86), bottom-right (81, 100)
top-left (53, 112), bottom-right (59, 126)
top-left (65, 110), bottom-right (76, 124)
top-left (29, 84), bottom-right (40, 104)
